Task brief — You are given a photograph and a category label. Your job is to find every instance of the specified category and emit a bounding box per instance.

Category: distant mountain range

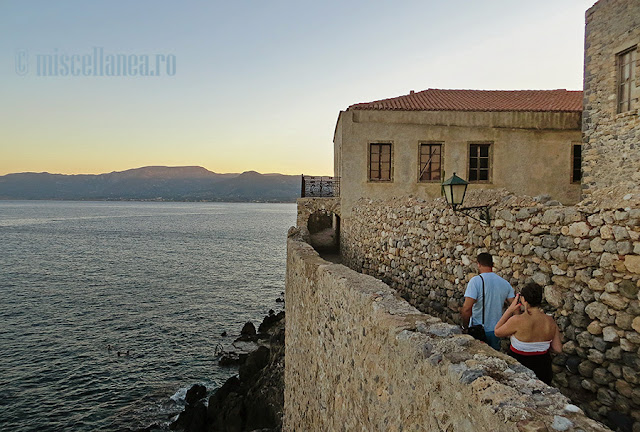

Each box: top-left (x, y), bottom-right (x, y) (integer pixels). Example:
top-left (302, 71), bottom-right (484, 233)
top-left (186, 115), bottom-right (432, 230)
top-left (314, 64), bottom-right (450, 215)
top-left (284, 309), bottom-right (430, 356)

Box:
top-left (0, 166), bottom-right (302, 202)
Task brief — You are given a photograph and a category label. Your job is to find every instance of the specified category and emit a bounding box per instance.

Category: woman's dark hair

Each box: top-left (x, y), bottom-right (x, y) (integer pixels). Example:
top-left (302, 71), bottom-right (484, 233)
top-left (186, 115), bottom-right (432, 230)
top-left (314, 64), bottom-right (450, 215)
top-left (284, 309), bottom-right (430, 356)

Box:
top-left (521, 283), bottom-right (543, 307)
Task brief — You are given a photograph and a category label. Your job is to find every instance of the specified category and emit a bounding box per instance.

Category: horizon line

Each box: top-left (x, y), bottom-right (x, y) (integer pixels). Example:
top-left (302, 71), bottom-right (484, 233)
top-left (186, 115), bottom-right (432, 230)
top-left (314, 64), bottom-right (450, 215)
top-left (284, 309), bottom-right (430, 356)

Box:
top-left (0, 165), bottom-right (334, 177)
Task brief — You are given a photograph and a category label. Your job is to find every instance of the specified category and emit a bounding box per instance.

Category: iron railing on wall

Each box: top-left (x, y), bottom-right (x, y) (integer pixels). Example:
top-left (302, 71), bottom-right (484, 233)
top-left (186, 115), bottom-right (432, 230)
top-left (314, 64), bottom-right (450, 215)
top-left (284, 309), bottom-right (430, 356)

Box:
top-left (301, 175), bottom-right (340, 197)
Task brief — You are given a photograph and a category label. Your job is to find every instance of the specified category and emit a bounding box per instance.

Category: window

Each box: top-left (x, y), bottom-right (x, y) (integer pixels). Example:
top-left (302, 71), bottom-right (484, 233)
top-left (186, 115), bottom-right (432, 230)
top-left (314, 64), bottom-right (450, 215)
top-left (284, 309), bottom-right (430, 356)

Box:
top-left (618, 47), bottom-right (637, 113)
top-left (469, 143), bottom-right (490, 182)
top-left (419, 143), bottom-right (442, 181)
top-left (572, 143), bottom-right (582, 183)
top-left (369, 143), bottom-right (392, 181)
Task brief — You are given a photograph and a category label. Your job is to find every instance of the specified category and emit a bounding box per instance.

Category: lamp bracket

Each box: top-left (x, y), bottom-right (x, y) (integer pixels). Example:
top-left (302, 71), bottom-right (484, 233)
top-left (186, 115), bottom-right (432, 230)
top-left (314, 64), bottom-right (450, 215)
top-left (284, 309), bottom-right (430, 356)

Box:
top-left (452, 205), bottom-right (490, 225)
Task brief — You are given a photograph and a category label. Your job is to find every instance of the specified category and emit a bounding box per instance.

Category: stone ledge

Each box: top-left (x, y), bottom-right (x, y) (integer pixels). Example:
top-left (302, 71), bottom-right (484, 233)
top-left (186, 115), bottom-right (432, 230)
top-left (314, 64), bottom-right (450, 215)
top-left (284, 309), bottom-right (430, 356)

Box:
top-left (285, 236), bottom-right (611, 431)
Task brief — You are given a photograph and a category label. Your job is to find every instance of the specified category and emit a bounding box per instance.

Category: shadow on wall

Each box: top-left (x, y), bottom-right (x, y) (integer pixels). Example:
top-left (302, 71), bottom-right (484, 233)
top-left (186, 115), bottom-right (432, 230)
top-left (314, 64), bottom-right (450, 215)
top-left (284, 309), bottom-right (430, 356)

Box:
top-left (307, 210), bottom-right (340, 253)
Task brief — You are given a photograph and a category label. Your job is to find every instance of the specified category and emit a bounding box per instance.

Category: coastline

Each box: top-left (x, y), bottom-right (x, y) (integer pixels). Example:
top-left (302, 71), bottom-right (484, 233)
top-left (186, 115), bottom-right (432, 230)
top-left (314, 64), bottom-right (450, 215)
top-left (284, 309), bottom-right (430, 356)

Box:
top-left (166, 311), bottom-right (285, 432)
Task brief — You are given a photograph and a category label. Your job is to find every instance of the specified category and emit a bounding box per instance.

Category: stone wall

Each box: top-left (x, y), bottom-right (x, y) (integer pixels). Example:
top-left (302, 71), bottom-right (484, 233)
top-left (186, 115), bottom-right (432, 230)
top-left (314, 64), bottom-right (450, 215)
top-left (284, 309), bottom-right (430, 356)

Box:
top-left (296, 197), bottom-right (340, 229)
top-left (285, 229), bottom-right (609, 431)
top-left (582, 0), bottom-right (640, 198)
top-left (338, 191), bottom-right (640, 431)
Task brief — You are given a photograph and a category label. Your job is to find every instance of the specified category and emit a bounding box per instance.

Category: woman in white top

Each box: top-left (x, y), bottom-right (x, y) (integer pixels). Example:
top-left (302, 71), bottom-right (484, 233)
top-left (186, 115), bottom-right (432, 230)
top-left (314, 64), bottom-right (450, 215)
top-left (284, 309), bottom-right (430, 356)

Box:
top-left (494, 283), bottom-right (562, 384)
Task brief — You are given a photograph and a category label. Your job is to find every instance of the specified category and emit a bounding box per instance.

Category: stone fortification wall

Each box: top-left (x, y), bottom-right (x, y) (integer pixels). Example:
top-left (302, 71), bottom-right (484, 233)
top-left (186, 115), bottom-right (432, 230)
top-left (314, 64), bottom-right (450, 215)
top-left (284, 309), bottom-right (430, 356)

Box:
top-left (285, 230), bottom-right (609, 431)
top-left (338, 191), bottom-right (640, 430)
top-left (582, 0), bottom-right (640, 198)
top-left (296, 197), bottom-right (340, 229)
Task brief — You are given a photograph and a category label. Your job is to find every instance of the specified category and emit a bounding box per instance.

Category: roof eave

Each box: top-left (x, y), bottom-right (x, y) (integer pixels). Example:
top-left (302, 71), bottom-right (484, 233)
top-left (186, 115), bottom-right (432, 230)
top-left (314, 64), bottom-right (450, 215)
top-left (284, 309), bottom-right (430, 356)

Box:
top-left (347, 107), bottom-right (583, 113)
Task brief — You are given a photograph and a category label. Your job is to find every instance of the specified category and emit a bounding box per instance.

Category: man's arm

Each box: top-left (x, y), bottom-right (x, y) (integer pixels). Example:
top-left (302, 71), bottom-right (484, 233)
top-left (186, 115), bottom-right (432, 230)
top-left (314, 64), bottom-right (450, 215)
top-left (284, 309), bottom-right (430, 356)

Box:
top-left (461, 297), bottom-right (476, 329)
top-left (505, 286), bottom-right (517, 312)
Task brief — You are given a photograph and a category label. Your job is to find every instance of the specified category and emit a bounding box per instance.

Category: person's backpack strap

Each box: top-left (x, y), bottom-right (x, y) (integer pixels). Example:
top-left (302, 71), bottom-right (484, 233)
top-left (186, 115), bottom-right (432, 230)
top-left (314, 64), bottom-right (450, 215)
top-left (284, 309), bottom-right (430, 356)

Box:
top-left (479, 274), bottom-right (485, 326)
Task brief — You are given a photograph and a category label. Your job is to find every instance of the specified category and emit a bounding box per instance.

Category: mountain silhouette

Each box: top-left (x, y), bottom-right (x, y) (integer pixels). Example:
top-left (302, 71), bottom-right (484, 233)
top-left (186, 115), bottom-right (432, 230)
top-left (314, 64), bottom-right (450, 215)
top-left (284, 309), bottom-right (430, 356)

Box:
top-left (0, 166), bottom-right (301, 202)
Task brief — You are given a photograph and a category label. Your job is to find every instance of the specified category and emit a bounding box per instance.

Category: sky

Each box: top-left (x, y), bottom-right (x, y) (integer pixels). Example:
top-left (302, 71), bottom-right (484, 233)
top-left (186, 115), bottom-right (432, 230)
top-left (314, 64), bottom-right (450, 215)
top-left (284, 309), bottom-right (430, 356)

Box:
top-left (0, 0), bottom-right (597, 176)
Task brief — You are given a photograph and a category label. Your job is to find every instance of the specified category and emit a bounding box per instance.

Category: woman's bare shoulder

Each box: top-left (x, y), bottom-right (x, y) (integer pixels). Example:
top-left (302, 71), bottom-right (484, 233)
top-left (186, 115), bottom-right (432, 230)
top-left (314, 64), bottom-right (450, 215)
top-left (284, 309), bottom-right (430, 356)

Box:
top-left (543, 312), bottom-right (558, 325)
top-left (508, 314), bottom-right (526, 325)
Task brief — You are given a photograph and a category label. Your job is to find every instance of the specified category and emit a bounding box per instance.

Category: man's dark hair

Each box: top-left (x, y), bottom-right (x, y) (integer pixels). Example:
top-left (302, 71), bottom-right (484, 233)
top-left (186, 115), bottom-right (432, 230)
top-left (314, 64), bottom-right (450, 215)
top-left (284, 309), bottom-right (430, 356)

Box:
top-left (477, 253), bottom-right (493, 267)
top-left (521, 283), bottom-right (543, 307)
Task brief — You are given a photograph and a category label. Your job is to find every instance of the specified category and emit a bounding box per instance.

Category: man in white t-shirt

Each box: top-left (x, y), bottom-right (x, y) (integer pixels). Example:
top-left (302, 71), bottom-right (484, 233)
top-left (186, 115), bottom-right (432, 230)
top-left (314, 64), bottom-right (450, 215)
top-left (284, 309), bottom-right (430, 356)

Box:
top-left (461, 252), bottom-right (515, 350)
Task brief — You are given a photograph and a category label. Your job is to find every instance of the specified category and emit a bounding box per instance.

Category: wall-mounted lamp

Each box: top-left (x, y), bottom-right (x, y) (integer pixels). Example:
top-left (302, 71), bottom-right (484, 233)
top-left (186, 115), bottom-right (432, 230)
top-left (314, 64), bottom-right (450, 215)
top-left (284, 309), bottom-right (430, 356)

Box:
top-left (441, 173), bottom-right (490, 224)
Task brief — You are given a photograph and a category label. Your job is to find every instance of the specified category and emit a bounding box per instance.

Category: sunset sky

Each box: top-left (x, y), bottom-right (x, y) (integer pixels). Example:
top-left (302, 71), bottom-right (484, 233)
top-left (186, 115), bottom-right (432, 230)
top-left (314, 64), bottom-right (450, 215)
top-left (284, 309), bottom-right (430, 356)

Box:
top-left (1, 0), bottom-right (596, 176)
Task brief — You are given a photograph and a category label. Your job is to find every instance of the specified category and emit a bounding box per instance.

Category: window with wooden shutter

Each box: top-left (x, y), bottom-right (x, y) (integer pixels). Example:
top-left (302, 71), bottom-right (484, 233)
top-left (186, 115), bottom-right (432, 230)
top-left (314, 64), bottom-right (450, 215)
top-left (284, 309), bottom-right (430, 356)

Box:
top-left (419, 143), bottom-right (442, 181)
top-left (618, 47), bottom-right (637, 113)
top-left (369, 143), bottom-right (392, 181)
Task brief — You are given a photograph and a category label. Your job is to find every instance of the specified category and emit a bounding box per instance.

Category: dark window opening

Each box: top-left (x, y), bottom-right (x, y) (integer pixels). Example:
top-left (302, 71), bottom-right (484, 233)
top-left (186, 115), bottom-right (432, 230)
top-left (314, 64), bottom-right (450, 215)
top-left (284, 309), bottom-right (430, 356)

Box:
top-left (572, 144), bottom-right (582, 183)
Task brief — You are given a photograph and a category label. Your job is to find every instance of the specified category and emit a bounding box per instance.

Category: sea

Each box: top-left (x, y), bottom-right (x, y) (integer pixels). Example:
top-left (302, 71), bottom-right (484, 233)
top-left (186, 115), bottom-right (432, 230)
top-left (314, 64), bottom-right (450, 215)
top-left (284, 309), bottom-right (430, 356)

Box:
top-left (0, 200), bottom-right (296, 432)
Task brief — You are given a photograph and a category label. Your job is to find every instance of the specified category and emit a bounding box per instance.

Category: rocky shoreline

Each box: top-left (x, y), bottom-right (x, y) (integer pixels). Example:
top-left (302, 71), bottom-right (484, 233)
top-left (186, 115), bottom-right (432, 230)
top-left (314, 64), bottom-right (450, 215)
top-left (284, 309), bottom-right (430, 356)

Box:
top-left (169, 311), bottom-right (285, 432)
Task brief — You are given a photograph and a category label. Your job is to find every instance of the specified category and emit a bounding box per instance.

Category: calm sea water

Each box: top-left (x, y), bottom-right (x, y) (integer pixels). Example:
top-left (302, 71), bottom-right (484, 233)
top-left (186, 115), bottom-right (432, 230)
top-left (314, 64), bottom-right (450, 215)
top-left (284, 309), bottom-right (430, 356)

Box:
top-left (0, 201), bottom-right (295, 432)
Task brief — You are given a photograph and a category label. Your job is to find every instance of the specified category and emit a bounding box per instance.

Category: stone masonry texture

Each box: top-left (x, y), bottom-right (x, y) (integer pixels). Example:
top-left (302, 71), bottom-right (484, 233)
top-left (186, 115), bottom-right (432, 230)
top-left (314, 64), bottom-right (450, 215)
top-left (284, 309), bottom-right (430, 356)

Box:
top-left (334, 190), bottom-right (640, 431)
top-left (296, 197), bottom-right (340, 229)
top-left (582, 0), bottom-right (640, 198)
top-left (285, 228), bottom-right (611, 431)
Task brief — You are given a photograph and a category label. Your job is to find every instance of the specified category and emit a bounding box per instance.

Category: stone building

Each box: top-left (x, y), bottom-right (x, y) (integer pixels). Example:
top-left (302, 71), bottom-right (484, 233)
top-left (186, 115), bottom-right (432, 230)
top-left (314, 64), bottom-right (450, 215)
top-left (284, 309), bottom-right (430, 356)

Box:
top-left (334, 89), bottom-right (583, 217)
top-left (289, 1), bottom-right (640, 430)
top-left (583, 0), bottom-right (640, 198)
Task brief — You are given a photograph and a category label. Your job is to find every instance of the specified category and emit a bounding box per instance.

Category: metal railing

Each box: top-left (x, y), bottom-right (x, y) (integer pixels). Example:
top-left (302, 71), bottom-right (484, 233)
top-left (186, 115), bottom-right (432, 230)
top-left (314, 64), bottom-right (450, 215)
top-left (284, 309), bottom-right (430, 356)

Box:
top-left (301, 175), bottom-right (340, 198)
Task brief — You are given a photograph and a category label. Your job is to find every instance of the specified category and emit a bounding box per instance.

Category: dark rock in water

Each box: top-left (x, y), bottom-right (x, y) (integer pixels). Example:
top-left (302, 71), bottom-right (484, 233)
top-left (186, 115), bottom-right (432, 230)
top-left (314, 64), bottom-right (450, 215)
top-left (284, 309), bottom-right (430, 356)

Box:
top-left (208, 377), bottom-right (244, 432)
top-left (170, 399), bottom-right (207, 432)
top-left (257, 311), bottom-right (284, 334)
top-left (257, 332), bottom-right (271, 341)
top-left (239, 346), bottom-right (270, 383)
top-left (236, 322), bottom-right (259, 342)
top-left (169, 384), bottom-right (207, 432)
top-left (219, 352), bottom-right (247, 367)
top-left (185, 384), bottom-right (207, 406)
top-left (208, 376), bottom-right (240, 413)
top-left (189, 401), bottom-right (207, 432)
top-left (241, 322), bottom-right (256, 336)
top-left (268, 309), bottom-right (274, 316)
top-left (244, 326), bottom-right (285, 431)
top-left (211, 391), bottom-right (244, 432)
top-left (221, 331), bottom-right (227, 337)
top-left (178, 312), bottom-right (285, 432)
top-left (275, 298), bottom-right (284, 303)
top-left (208, 375), bottom-right (240, 418)
top-left (208, 335), bottom-right (283, 432)
top-left (219, 353), bottom-right (238, 366)
top-left (170, 385), bottom-right (208, 432)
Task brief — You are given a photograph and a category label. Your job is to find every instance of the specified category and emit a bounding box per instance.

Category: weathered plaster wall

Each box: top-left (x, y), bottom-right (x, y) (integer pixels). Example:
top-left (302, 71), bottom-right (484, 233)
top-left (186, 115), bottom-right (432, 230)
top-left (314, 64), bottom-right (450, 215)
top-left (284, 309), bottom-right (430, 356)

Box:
top-left (583, 0), bottom-right (640, 197)
top-left (335, 109), bottom-right (582, 217)
top-left (337, 191), bottom-right (640, 430)
top-left (334, 112), bottom-right (343, 180)
top-left (285, 229), bottom-right (609, 431)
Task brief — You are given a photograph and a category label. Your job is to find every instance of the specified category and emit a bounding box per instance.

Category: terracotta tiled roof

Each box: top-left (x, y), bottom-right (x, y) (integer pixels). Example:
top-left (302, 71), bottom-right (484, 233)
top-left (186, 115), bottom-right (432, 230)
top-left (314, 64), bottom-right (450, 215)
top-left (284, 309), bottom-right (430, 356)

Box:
top-left (348, 89), bottom-right (583, 112)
